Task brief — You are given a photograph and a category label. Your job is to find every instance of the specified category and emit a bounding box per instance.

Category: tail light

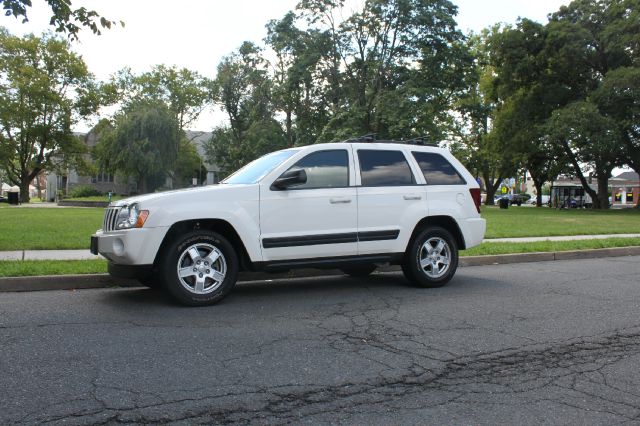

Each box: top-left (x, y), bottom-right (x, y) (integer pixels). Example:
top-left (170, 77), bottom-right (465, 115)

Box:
top-left (469, 188), bottom-right (481, 213)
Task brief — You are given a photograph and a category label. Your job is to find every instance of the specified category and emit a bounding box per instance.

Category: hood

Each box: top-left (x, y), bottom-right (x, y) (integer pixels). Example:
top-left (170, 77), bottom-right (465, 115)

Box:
top-left (110, 184), bottom-right (251, 208)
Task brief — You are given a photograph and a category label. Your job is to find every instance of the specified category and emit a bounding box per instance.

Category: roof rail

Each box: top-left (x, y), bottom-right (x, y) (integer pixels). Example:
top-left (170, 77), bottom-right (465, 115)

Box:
top-left (341, 134), bottom-right (439, 147)
top-left (344, 133), bottom-right (376, 143)
top-left (403, 137), bottom-right (439, 147)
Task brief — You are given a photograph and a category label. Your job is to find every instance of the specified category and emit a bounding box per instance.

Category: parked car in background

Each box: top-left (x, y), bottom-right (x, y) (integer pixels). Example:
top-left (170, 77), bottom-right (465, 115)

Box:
top-left (527, 195), bottom-right (550, 206)
top-left (495, 193), bottom-right (531, 206)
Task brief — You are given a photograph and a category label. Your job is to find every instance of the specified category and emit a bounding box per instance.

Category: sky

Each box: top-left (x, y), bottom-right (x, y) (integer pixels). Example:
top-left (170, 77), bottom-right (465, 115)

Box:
top-left (1, 0), bottom-right (571, 131)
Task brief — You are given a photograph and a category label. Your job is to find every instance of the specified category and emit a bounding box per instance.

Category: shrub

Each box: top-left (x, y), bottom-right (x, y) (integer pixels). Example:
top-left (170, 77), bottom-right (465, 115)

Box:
top-left (69, 185), bottom-right (102, 198)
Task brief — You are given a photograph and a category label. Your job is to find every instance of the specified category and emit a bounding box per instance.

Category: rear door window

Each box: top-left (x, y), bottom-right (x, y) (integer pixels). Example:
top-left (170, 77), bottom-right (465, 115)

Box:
top-left (358, 150), bottom-right (415, 186)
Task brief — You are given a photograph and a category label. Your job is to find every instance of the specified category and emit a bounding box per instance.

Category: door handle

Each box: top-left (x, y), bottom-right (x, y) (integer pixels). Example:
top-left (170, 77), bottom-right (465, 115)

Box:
top-left (403, 195), bottom-right (422, 200)
top-left (330, 197), bottom-right (352, 204)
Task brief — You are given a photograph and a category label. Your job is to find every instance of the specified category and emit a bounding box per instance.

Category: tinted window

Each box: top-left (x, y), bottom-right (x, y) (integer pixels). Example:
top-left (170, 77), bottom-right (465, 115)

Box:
top-left (412, 152), bottom-right (466, 185)
top-left (358, 150), bottom-right (415, 186)
top-left (284, 150), bottom-right (349, 189)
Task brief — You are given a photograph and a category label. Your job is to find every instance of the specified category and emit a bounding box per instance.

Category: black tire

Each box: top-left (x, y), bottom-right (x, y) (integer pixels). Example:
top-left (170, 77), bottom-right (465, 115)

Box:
top-left (341, 264), bottom-right (377, 277)
top-left (402, 226), bottom-right (458, 288)
top-left (159, 230), bottom-right (239, 306)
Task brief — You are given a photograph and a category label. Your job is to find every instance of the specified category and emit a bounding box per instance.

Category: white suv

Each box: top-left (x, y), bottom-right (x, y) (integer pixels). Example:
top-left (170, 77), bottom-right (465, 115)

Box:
top-left (91, 141), bottom-right (485, 306)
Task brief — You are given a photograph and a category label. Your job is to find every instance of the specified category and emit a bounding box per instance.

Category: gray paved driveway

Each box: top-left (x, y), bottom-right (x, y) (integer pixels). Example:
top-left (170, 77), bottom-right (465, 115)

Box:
top-left (1, 256), bottom-right (640, 424)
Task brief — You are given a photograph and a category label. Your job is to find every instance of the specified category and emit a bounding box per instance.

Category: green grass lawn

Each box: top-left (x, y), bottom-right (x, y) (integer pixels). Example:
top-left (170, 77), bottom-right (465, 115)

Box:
top-left (462, 237), bottom-right (640, 256)
top-left (0, 259), bottom-right (107, 277)
top-left (0, 206), bottom-right (103, 250)
top-left (482, 206), bottom-right (640, 238)
top-left (65, 195), bottom-right (126, 202)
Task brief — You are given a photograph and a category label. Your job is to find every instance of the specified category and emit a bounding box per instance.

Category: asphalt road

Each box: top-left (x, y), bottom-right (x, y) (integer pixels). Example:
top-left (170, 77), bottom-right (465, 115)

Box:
top-left (1, 256), bottom-right (640, 425)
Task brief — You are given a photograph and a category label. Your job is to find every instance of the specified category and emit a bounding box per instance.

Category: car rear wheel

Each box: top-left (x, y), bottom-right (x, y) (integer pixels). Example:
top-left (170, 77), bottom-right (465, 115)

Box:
top-left (160, 230), bottom-right (238, 306)
top-left (402, 226), bottom-right (458, 288)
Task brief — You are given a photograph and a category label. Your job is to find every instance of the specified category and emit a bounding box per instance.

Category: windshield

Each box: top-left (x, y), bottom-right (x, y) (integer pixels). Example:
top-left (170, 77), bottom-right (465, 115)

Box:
top-left (222, 149), bottom-right (299, 185)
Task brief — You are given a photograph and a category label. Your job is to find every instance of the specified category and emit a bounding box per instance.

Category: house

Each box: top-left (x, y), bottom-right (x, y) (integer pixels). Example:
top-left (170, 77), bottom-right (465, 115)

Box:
top-left (46, 129), bottom-right (220, 201)
top-left (610, 171), bottom-right (639, 206)
top-left (45, 129), bottom-right (131, 201)
top-left (550, 171), bottom-right (640, 208)
top-left (550, 179), bottom-right (596, 208)
top-left (185, 130), bottom-right (220, 185)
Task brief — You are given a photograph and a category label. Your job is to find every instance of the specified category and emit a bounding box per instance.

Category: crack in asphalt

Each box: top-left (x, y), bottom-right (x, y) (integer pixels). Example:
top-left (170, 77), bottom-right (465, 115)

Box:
top-left (17, 326), bottom-right (640, 425)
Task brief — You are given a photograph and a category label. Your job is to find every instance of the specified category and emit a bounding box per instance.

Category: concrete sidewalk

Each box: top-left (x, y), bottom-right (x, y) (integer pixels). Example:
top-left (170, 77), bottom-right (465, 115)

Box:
top-left (0, 250), bottom-right (100, 261)
top-left (1, 233), bottom-right (639, 261)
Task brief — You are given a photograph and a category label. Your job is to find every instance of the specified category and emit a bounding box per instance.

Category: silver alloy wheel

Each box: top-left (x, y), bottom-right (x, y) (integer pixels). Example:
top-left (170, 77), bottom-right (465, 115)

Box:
top-left (176, 243), bottom-right (227, 295)
top-left (418, 237), bottom-right (451, 279)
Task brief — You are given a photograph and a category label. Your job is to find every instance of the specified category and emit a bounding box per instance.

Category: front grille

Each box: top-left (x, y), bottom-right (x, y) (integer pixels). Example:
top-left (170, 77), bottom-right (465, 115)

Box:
top-left (102, 207), bottom-right (121, 232)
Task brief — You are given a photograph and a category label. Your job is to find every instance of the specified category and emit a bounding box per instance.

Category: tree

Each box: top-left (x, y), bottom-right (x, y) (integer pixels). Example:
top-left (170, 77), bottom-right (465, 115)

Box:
top-left (547, 101), bottom-right (623, 208)
top-left (0, 28), bottom-right (99, 201)
top-left (110, 65), bottom-right (213, 132)
top-left (488, 0), bottom-right (640, 209)
top-left (2, 0), bottom-right (122, 40)
top-left (266, 11), bottom-right (329, 146)
top-left (593, 67), bottom-right (640, 190)
top-left (106, 65), bottom-right (213, 188)
top-left (173, 138), bottom-right (206, 188)
top-left (453, 28), bottom-right (519, 205)
top-left (299, 0), bottom-right (470, 142)
top-left (489, 19), bottom-right (572, 206)
top-left (94, 101), bottom-right (180, 194)
top-left (205, 42), bottom-right (287, 176)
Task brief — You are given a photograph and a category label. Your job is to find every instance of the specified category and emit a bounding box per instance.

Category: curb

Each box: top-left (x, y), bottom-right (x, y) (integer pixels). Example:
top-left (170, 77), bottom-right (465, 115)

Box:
top-left (1, 246), bottom-right (639, 293)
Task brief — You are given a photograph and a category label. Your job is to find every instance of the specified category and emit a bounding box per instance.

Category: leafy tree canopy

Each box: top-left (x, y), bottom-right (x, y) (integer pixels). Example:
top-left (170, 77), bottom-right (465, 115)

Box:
top-left (109, 65), bottom-right (213, 132)
top-left (2, 0), bottom-right (122, 40)
top-left (93, 100), bottom-right (180, 194)
top-left (0, 28), bottom-right (99, 201)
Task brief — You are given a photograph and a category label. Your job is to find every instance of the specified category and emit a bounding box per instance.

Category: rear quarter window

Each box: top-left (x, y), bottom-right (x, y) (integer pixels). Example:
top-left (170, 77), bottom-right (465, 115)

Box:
top-left (412, 152), bottom-right (466, 185)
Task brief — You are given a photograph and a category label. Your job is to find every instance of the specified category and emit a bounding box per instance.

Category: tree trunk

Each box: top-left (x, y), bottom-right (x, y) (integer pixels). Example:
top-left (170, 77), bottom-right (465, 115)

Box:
top-left (139, 176), bottom-right (148, 194)
top-left (596, 172), bottom-right (610, 210)
top-left (483, 172), bottom-right (502, 206)
top-left (562, 141), bottom-right (599, 207)
top-left (19, 177), bottom-right (30, 203)
top-left (627, 165), bottom-right (640, 208)
top-left (286, 110), bottom-right (293, 147)
top-left (533, 178), bottom-right (543, 207)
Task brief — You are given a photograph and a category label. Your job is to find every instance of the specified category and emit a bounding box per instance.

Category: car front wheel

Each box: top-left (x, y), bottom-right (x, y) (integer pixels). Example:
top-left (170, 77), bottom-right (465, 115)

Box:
top-left (160, 230), bottom-right (239, 306)
top-left (402, 226), bottom-right (458, 288)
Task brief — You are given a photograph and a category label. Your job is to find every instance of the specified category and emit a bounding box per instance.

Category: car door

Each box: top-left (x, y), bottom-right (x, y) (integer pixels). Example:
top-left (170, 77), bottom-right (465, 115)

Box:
top-left (355, 147), bottom-right (427, 255)
top-left (260, 147), bottom-right (358, 262)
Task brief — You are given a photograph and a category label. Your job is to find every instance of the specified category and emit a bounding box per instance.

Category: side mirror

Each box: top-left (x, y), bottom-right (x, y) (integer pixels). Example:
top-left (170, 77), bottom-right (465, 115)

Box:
top-left (271, 169), bottom-right (307, 190)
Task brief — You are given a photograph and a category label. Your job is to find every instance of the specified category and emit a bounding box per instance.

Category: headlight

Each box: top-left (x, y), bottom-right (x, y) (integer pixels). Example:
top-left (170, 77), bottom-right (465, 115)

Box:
top-left (116, 203), bottom-right (149, 229)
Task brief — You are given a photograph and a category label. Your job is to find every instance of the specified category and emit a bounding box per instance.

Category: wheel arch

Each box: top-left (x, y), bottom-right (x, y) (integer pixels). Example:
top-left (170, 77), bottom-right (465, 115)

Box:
top-left (407, 215), bottom-right (466, 251)
top-left (153, 219), bottom-right (253, 271)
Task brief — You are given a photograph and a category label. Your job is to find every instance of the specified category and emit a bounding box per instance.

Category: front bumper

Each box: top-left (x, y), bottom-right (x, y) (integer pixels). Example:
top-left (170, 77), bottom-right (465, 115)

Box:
top-left (90, 226), bottom-right (168, 266)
